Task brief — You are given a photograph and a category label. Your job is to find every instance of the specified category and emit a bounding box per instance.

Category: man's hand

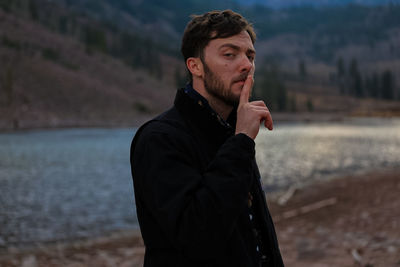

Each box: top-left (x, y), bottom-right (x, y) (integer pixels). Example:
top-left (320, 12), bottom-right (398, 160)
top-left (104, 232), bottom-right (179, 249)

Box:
top-left (235, 75), bottom-right (273, 140)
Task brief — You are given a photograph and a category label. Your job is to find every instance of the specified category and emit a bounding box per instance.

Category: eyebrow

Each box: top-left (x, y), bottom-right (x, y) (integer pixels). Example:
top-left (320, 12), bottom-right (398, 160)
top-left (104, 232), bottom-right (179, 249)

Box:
top-left (219, 43), bottom-right (256, 55)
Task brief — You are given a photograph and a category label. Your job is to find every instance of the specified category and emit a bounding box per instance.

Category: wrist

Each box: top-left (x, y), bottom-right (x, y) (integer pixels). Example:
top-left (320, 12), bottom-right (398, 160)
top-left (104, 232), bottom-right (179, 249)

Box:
top-left (235, 130), bottom-right (255, 140)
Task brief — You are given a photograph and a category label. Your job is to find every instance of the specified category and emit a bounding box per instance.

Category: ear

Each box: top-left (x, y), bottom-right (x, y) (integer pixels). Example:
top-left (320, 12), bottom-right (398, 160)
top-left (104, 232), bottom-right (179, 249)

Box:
top-left (186, 57), bottom-right (204, 78)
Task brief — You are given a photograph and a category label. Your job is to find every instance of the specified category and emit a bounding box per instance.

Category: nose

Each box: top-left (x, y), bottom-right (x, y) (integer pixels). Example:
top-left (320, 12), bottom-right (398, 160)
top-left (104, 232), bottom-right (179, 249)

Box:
top-left (239, 54), bottom-right (253, 73)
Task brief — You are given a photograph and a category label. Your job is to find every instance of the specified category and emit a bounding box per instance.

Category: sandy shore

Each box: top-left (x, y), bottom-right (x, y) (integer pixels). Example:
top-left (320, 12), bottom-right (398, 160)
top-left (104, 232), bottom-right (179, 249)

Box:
top-left (1, 169), bottom-right (399, 267)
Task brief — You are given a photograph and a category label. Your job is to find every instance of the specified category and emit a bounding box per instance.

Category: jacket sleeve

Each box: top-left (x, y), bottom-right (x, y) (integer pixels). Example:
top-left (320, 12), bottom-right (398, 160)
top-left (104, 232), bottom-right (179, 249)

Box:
top-left (131, 123), bottom-right (256, 260)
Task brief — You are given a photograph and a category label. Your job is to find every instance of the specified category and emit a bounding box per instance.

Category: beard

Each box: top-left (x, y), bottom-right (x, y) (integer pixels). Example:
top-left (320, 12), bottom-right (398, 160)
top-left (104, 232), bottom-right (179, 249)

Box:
top-left (202, 61), bottom-right (240, 107)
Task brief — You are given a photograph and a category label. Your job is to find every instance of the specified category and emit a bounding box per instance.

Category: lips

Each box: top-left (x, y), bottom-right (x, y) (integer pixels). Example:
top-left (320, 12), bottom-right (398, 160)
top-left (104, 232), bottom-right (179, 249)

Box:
top-left (232, 73), bottom-right (249, 84)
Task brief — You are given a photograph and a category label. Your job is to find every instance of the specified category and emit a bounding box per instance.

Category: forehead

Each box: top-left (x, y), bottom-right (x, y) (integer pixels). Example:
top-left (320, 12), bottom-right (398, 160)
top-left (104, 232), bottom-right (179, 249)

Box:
top-left (206, 31), bottom-right (255, 52)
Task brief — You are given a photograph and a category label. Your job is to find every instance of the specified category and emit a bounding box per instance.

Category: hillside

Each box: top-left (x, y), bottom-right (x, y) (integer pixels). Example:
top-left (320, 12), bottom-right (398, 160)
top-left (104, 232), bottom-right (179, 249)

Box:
top-left (0, 1), bottom-right (183, 130)
top-left (244, 4), bottom-right (400, 115)
top-left (1, 0), bottom-right (400, 130)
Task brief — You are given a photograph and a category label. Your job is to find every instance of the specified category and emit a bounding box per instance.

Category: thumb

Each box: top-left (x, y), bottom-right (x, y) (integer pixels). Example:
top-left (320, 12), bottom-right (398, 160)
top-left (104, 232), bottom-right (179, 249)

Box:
top-left (239, 75), bottom-right (253, 105)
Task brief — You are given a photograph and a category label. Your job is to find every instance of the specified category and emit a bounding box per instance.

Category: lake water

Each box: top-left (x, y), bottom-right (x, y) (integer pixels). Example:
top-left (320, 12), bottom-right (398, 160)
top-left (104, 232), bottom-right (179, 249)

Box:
top-left (1, 118), bottom-right (400, 247)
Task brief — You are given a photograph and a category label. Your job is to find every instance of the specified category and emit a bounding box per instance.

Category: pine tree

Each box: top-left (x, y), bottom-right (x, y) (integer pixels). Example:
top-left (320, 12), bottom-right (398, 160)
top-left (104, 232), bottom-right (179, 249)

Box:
top-left (288, 95), bottom-right (297, 113)
top-left (336, 57), bottom-right (346, 94)
top-left (256, 64), bottom-right (287, 112)
top-left (365, 73), bottom-right (380, 98)
top-left (381, 70), bottom-right (394, 100)
top-left (59, 16), bottom-right (69, 34)
top-left (349, 58), bottom-right (363, 97)
top-left (28, 0), bottom-right (38, 21)
top-left (306, 97), bottom-right (314, 112)
top-left (371, 72), bottom-right (380, 99)
top-left (0, 0), bottom-right (12, 12)
top-left (298, 59), bottom-right (307, 80)
top-left (84, 26), bottom-right (107, 54)
top-left (2, 67), bottom-right (14, 106)
top-left (337, 57), bottom-right (345, 77)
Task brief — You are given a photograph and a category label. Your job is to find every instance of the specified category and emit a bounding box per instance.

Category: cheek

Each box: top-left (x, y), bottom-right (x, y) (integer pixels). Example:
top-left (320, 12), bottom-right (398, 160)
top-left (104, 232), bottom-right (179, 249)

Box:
top-left (222, 63), bottom-right (235, 78)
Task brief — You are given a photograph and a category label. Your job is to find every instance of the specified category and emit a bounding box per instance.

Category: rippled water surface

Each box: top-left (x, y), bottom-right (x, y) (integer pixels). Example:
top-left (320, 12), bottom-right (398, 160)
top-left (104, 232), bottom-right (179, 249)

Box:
top-left (0, 128), bottom-right (136, 247)
top-left (1, 118), bottom-right (400, 246)
top-left (256, 118), bottom-right (400, 191)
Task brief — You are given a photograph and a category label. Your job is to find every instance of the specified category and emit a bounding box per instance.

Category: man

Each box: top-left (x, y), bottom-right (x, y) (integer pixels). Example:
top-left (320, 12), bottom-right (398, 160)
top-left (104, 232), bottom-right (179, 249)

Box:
top-left (130, 10), bottom-right (284, 267)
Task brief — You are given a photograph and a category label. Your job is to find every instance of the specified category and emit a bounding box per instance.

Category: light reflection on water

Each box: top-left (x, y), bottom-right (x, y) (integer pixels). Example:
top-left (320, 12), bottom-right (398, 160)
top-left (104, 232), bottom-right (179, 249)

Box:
top-left (256, 118), bottom-right (400, 191)
top-left (0, 118), bottom-right (399, 247)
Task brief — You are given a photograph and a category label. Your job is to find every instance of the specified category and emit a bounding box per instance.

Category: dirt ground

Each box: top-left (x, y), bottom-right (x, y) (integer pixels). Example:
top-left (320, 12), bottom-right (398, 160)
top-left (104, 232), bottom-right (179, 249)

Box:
top-left (270, 169), bottom-right (400, 267)
top-left (1, 169), bottom-right (399, 267)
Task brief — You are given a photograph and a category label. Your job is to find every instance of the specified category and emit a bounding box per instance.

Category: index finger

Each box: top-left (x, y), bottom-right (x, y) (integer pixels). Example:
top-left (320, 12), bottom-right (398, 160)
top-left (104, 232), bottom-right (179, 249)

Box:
top-left (239, 75), bottom-right (253, 105)
top-left (264, 111), bottom-right (273, 131)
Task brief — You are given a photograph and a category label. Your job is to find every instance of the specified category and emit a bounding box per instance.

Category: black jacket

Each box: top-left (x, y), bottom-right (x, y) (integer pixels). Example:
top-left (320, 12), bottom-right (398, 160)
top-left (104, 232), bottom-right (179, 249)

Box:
top-left (130, 88), bottom-right (284, 267)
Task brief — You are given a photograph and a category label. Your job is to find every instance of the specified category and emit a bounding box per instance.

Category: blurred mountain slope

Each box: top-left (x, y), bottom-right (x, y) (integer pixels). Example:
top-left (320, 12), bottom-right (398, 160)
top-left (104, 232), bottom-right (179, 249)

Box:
top-left (0, 0), bottom-right (399, 130)
top-left (0, 0), bottom-right (181, 129)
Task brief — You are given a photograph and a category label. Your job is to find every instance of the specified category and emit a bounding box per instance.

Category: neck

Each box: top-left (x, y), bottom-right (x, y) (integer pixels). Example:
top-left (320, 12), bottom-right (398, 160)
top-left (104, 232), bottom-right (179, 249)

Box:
top-left (207, 97), bottom-right (233, 121)
top-left (192, 80), bottom-right (233, 121)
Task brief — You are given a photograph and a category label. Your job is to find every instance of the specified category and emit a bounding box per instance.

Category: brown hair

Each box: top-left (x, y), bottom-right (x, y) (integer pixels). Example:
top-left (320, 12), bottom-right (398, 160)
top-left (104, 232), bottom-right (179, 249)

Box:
top-left (181, 10), bottom-right (256, 81)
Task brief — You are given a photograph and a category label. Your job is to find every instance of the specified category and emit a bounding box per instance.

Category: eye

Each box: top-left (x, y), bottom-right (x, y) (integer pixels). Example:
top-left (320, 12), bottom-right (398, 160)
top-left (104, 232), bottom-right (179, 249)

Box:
top-left (224, 53), bottom-right (235, 58)
top-left (247, 55), bottom-right (255, 61)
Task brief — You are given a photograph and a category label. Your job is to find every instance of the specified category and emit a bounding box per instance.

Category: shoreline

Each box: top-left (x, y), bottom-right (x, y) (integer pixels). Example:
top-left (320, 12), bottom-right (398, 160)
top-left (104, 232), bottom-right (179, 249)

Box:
top-left (1, 112), bottom-right (400, 133)
top-left (1, 168), bottom-right (399, 266)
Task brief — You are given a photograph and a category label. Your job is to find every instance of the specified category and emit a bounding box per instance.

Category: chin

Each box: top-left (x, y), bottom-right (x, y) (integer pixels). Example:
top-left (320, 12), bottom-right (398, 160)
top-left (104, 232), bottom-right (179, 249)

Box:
top-left (234, 85), bottom-right (245, 97)
top-left (231, 92), bottom-right (242, 105)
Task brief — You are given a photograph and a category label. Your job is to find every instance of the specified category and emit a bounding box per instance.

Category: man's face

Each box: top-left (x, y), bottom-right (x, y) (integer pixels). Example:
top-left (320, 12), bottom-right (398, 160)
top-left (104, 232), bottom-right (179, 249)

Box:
top-left (201, 31), bottom-right (255, 106)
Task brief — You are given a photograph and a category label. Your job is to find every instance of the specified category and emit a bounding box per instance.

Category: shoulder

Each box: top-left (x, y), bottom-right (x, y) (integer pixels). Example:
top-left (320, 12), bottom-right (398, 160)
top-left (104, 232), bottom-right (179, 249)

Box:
top-left (130, 107), bottom-right (202, 174)
top-left (131, 107), bottom-right (194, 154)
top-left (138, 107), bottom-right (190, 138)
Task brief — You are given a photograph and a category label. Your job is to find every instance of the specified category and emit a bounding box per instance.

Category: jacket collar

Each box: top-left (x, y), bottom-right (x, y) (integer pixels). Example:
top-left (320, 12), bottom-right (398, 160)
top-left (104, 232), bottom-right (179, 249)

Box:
top-left (174, 85), bottom-right (237, 146)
